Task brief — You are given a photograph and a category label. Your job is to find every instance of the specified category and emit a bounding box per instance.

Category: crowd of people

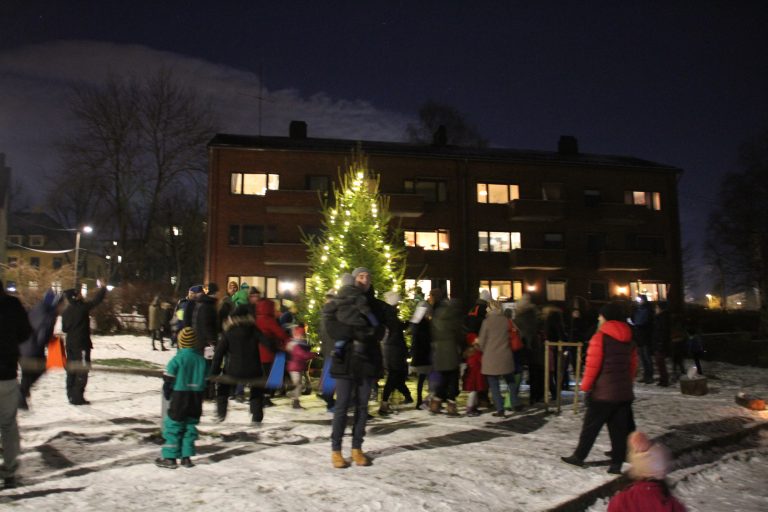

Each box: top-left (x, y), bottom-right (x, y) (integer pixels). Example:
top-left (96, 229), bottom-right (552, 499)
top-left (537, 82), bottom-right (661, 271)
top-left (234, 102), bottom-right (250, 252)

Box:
top-left (0, 275), bottom-right (698, 508)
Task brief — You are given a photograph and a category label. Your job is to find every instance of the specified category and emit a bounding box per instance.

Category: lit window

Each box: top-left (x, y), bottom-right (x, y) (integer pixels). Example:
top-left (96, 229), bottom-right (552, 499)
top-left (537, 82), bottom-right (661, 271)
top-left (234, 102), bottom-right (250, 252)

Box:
top-left (546, 280), bottom-right (566, 301)
top-left (404, 230), bottom-right (450, 251)
top-left (231, 173), bottom-right (279, 195)
top-left (478, 231), bottom-right (521, 252)
top-left (477, 183), bottom-right (519, 203)
top-left (629, 282), bottom-right (668, 302)
top-left (479, 280), bottom-right (523, 301)
top-left (405, 279), bottom-right (451, 298)
top-left (234, 276), bottom-right (279, 298)
top-left (29, 235), bottom-right (45, 247)
top-left (625, 191), bottom-right (662, 211)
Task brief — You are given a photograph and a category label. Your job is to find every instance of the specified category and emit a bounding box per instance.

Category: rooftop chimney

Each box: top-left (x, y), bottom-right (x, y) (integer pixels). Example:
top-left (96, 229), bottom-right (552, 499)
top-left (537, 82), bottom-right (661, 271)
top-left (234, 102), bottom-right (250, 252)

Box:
top-left (558, 135), bottom-right (578, 155)
top-left (289, 120), bottom-right (307, 139)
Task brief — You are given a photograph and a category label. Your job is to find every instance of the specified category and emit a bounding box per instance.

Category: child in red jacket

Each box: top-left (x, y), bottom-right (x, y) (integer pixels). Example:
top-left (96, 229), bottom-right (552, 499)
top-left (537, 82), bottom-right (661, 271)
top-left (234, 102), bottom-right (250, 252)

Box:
top-left (286, 325), bottom-right (316, 409)
top-left (607, 431), bottom-right (687, 511)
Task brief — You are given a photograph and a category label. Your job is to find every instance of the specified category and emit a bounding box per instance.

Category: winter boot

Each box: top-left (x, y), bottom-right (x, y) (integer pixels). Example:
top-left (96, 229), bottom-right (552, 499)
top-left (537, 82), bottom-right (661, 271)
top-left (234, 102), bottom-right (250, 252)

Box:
top-left (378, 402), bottom-right (391, 416)
top-left (429, 398), bottom-right (442, 414)
top-left (292, 399), bottom-right (304, 409)
top-left (180, 457), bottom-right (194, 468)
top-left (445, 400), bottom-right (459, 416)
top-left (331, 451), bottom-right (350, 469)
top-left (465, 406), bottom-right (480, 417)
top-left (152, 340), bottom-right (158, 351)
top-left (154, 457), bottom-right (177, 469)
top-left (160, 341), bottom-right (168, 351)
top-left (351, 448), bottom-right (372, 467)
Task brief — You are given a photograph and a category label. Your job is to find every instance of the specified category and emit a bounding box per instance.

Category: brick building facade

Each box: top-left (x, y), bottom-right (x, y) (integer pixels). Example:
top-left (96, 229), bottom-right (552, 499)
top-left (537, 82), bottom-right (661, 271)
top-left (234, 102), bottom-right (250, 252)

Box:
top-left (206, 125), bottom-right (683, 309)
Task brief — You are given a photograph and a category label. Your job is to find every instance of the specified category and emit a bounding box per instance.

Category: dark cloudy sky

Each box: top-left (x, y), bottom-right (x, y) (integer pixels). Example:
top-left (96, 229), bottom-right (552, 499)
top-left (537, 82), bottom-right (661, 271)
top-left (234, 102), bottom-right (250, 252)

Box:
top-left (2, 1), bottom-right (768, 296)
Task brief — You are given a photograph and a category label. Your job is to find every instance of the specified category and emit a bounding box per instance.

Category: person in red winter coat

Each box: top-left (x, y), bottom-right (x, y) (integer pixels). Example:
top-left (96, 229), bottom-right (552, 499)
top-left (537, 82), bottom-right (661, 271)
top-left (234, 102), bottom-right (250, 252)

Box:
top-left (255, 298), bottom-right (288, 404)
top-left (607, 431), bottom-right (687, 511)
top-left (561, 301), bottom-right (638, 474)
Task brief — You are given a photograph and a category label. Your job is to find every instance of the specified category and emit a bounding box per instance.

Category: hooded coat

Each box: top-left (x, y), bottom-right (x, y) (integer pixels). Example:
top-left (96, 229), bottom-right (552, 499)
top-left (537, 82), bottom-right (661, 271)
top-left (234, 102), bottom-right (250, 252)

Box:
top-left (430, 299), bottom-right (464, 372)
top-left (20, 290), bottom-right (61, 359)
top-left (211, 308), bottom-right (264, 381)
top-left (581, 320), bottom-right (637, 402)
top-left (476, 308), bottom-right (515, 376)
top-left (255, 299), bottom-right (288, 364)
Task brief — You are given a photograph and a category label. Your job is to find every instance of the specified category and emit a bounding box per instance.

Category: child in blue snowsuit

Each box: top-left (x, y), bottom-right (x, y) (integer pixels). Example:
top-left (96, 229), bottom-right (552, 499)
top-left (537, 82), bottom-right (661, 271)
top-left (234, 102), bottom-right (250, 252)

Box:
top-left (156, 327), bottom-right (208, 469)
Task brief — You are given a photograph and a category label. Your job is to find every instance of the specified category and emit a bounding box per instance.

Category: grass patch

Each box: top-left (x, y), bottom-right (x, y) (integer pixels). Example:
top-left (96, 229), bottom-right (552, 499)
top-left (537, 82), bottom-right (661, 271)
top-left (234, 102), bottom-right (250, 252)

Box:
top-left (92, 358), bottom-right (162, 370)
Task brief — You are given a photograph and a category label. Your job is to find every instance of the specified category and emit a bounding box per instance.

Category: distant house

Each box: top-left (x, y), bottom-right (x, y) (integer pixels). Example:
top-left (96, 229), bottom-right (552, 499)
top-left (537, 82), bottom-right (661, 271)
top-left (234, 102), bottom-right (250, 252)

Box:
top-left (206, 122), bottom-right (683, 308)
top-left (5, 211), bottom-right (106, 293)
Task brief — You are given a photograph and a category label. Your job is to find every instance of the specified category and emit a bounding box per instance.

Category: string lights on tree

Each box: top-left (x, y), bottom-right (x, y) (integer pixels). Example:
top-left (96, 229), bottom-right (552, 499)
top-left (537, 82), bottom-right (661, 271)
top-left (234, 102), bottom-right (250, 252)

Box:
top-left (300, 148), bottom-right (407, 343)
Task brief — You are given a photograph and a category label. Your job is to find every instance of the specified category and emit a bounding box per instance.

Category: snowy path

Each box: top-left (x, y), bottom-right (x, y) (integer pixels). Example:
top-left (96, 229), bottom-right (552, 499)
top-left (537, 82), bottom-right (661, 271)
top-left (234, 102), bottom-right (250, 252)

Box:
top-left (2, 334), bottom-right (767, 511)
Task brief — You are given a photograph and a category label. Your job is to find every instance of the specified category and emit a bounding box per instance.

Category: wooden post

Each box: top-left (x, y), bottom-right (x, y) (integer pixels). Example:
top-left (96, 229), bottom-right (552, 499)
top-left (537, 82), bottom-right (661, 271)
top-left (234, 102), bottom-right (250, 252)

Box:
top-left (544, 341), bottom-right (550, 412)
top-left (545, 340), bottom-right (584, 414)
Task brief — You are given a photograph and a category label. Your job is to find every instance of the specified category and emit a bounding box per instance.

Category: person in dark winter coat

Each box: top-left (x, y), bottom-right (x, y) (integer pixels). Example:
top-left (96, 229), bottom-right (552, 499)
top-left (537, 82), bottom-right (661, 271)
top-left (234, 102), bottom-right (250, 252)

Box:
top-left (429, 292), bottom-right (464, 416)
top-left (607, 431), bottom-right (687, 511)
top-left (378, 291), bottom-right (413, 415)
top-left (632, 295), bottom-right (655, 383)
top-left (156, 327), bottom-right (208, 469)
top-left (318, 291), bottom-right (339, 411)
top-left (61, 286), bottom-right (107, 405)
top-left (408, 297), bottom-right (433, 409)
top-left (210, 305), bottom-right (265, 423)
top-left (0, 279), bottom-right (32, 488)
top-left (217, 281), bottom-right (240, 332)
top-left (544, 305), bottom-right (568, 399)
top-left (19, 289), bottom-right (64, 409)
top-left (515, 294), bottom-right (542, 404)
top-left (148, 295), bottom-right (168, 351)
top-left (328, 267), bottom-right (384, 469)
top-left (189, 283), bottom-right (219, 357)
top-left (652, 302), bottom-right (671, 387)
top-left (562, 301), bottom-right (638, 475)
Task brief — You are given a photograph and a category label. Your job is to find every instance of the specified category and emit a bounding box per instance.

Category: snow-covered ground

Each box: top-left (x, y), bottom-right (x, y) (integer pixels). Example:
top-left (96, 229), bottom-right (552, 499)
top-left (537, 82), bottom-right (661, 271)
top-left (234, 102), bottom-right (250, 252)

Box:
top-left (3, 334), bottom-right (768, 511)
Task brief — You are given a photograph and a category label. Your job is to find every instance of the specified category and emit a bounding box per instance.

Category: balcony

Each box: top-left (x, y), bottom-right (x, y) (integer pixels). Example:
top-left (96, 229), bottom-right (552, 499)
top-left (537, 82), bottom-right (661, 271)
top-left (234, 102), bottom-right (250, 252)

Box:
top-left (262, 243), bottom-right (309, 267)
top-left (510, 249), bottom-right (566, 270)
top-left (264, 189), bottom-right (322, 214)
top-left (583, 202), bottom-right (653, 226)
top-left (509, 199), bottom-right (566, 221)
top-left (598, 250), bottom-right (657, 271)
top-left (386, 193), bottom-right (424, 218)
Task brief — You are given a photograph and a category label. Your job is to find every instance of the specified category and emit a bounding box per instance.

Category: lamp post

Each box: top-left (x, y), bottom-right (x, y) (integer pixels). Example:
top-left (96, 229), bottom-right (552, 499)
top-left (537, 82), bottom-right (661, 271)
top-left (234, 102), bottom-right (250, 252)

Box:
top-left (73, 225), bottom-right (93, 287)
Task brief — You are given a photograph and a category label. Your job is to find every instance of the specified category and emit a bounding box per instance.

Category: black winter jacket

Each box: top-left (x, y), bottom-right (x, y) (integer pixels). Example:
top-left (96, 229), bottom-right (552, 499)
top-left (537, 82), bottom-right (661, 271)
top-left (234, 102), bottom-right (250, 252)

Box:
top-left (211, 313), bottom-right (264, 382)
top-left (0, 293), bottom-right (32, 380)
top-left (382, 303), bottom-right (409, 372)
top-left (62, 287), bottom-right (106, 354)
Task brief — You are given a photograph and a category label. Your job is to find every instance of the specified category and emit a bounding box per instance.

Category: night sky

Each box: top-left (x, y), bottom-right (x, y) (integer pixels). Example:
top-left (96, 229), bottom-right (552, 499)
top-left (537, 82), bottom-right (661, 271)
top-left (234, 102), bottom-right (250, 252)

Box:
top-left (2, 1), bottom-right (768, 297)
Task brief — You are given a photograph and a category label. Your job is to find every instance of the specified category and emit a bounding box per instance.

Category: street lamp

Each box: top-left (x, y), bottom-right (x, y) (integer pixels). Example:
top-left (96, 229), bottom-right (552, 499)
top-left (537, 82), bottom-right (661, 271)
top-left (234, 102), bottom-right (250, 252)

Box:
top-left (73, 225), bottom-right (93, 287)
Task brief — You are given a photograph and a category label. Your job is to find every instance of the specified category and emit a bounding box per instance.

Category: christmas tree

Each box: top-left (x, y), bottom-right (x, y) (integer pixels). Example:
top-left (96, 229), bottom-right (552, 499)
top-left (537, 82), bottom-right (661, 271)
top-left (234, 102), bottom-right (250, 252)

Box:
top-left (301, 149), bottom-right (407, 343)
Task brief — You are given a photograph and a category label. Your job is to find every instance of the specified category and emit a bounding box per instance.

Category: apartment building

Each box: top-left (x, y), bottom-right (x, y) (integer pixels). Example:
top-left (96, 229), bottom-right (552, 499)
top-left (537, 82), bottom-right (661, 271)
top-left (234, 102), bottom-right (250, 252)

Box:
top-left (206, 123), bottom-right (683, 309)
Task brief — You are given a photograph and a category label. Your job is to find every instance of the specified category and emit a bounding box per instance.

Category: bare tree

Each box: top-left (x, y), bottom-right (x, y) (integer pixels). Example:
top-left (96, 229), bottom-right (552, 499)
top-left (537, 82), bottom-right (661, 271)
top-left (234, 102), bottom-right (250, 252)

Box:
top-left (706, 129), bottom-right (768, 335)
top-left (52, 69), bottom-right (216, 286)
top-left (406, 101), bottom-right (488, 147)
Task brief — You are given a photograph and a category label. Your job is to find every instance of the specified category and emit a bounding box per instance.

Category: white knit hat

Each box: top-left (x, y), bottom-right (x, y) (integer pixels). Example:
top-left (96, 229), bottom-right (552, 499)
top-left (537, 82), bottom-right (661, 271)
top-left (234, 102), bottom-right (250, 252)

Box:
top-left (628, 432), bottom-right (672, 480)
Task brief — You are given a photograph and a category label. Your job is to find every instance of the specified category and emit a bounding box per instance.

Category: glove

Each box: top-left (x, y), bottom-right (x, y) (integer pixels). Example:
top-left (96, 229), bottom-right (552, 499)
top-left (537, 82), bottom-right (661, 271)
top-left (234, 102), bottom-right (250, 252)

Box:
top-left (333, 340), bottom-right (347, 359)
top-left (162, 376), bottom-right (175, 401)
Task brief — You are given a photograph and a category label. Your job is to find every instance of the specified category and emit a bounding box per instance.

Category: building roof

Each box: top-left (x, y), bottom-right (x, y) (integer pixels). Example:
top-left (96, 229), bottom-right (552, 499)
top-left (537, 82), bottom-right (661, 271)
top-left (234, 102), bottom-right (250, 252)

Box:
top-left (7, 212), bottom-right (73, 250)
top-left (208, 133), bottom-right (682, 174)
